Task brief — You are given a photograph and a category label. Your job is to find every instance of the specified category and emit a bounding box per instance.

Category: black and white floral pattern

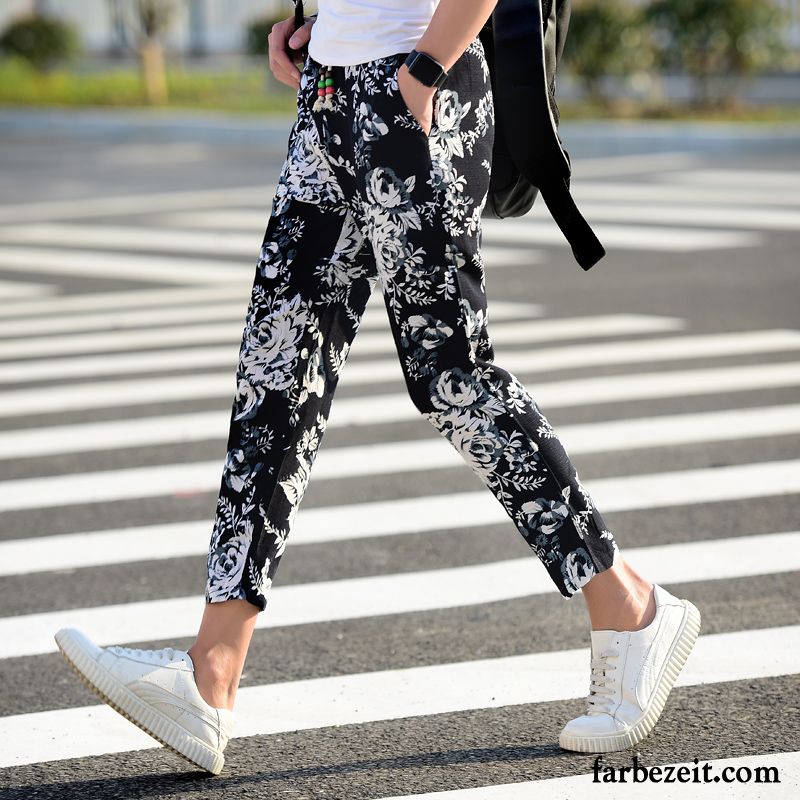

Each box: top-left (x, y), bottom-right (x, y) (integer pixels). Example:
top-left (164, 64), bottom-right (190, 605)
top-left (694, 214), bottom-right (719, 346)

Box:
top-left (206, 38), bottom-right (619, 611)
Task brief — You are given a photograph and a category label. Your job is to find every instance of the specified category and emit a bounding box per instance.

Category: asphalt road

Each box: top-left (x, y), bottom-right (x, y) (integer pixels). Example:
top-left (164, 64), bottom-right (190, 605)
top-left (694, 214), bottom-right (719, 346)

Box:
top-left (0, 109), bottom-right (798, 799)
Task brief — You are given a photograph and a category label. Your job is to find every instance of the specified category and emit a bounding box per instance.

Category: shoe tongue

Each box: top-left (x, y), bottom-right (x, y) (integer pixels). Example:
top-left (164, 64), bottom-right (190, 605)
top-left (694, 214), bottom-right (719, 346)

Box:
top-left (590, 628), bottom-right (619, 652)
top-left (181, 651), bottom-right (195, 671)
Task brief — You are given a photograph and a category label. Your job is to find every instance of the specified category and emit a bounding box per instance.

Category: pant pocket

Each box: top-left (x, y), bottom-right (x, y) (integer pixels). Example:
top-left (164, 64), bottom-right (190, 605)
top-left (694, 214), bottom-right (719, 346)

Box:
top-left (296, 54), bottom-right (317, 112)
top-left (388, 57), bottom-right (438, 140)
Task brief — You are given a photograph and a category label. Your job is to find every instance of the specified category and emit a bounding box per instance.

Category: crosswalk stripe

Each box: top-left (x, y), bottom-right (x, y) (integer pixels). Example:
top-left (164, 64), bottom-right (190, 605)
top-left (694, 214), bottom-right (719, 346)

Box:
top-left (161, 181), bottom-right (800, 235)
top-left (242, 458), bottom-right (800, 544)
top-left (159, 205), bottom-right (768, 251)
top-left (574, 182), bottom-right (800, 207)
top-left (2, 406), bottom-right (799, 509)
top-left (338, 360), bottom-right (797, 415)
top-left (0, 519), bottom-right (212, 575)
top-left (0, 294), bottom-right (544, 344)
top-left (0, 368), bottom-right (795, 550)
top-left (0, 324), bottom-right (774, 390)
top-left (0, 320), bottom-right (243, 359)
top-left (561, 202), bottom-right (800, 231)
top-left (0, 166), bottom-right (791, 228)
top-left (95, 142), bottom-right (212, 166)
top-left (481, 218), bottom-right (761, 251)
top-left (0, 374), bottom-right (795, 552)
top-left (0, 529), bottom-right (797, 641)
top-left (0, 415), bottom-right (797, 515)
top-left (0, 218), bottom-right (761, 257)
top-left (0, 246), bottom-right (248, 284)
top-left (0, 353), bottom-right (238, 397)
top-left (0, 294), bottom-right (542, 338)
top-left (0, 153), bottom-right (697, 228)
top-left (3, 457), bottom-right (789, 549)
top-left (2, 397), bottom-right (795, 463)
top-left (0, 284), bottom-right (258, 319)
top-left (535, 403), bottom-right (800, 454)
top-left (0, 331), bottom-right (797, 417)
top-left (0, 185), bottom-right (275, 224)
top-left (221, 329), bottom-right (800, 382)
top-left (564, 150), bottom-right (701, 177)
top-left (2, 353), bottom-right (797, 426)
top-left (0, 372), bottom-right (800, 504)
top-left (0, 224), bottom-right (261, 256)
top-left (0, 279), bottom-right (58, 299)
top-left (1, 625), bottom-right (797, 767)
top-left (662, 169), bottom-right (800, 188)
top-left (0, 227), bottom-right (537, 270)
top-left (375, 752), bottom-right (800, 799)
top-left (0, 313), bottom-right (683, 361)
top-left (0, 300), bottom-right (266, 338)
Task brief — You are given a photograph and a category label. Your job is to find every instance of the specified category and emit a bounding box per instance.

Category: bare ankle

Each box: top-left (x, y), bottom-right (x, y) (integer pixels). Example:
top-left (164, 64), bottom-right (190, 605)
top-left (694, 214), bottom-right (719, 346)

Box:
top-left (583, 559), bottom-right (655, 631)
top-left (187, 646), bottom-right (239, 710)
top-left (188, 598), bottom-right (257, 709)
top-left (620, 581), bottom-right (655, 630)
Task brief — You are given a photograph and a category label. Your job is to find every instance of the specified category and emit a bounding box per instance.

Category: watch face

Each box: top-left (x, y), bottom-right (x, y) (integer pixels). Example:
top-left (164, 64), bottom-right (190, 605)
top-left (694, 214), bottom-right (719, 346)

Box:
top-left (407, 51), bottom-right (445, 87)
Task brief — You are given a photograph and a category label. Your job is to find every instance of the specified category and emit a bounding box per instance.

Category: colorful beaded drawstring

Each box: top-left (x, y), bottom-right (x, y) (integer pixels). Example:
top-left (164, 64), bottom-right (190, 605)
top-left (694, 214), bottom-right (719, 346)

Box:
top-left (314, 64), bottom-right (335, 111)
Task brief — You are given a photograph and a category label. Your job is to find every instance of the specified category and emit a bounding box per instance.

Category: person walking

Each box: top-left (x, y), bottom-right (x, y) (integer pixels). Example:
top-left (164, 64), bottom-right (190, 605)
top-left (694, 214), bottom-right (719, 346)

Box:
top-left (55, 0), bottom-right (701, 776)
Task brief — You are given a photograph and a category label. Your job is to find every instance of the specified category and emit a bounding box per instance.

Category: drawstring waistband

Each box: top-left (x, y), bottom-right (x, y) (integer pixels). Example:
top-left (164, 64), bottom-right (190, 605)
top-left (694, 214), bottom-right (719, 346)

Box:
top-left (315, 63), bottom-right (336, 110)
top-left (293, 0), bottom-right (334, 109)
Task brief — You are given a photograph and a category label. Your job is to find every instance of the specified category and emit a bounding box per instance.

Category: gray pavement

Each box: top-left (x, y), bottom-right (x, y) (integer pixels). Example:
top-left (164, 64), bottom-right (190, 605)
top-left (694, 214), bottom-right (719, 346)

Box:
top-left (0, 110), bottom-right (798, 798)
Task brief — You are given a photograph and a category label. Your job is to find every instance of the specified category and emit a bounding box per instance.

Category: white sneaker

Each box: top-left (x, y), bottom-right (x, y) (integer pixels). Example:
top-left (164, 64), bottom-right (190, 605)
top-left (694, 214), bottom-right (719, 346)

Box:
top-left (559, 583), bottom-right (701, 753)
top-left (54, 627), bottom-right (235, 774)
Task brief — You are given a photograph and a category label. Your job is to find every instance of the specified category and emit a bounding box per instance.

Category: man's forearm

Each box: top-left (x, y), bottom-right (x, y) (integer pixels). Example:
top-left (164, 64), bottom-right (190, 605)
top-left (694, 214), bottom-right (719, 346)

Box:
top-left (415, 0), bottom-right (499, 71)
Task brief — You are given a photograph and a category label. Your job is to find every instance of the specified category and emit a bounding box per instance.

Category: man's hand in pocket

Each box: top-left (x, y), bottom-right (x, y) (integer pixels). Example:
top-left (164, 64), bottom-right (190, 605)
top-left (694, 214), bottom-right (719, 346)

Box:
top-left (397, 63), bottom-right (437, 136)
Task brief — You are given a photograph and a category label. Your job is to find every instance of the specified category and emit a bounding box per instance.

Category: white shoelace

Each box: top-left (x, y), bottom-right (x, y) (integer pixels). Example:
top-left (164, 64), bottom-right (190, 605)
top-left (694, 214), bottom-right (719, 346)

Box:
top-left (109, 644), bottom-right (178, 664)
top-left (585, 647), bottom-right (619, 715)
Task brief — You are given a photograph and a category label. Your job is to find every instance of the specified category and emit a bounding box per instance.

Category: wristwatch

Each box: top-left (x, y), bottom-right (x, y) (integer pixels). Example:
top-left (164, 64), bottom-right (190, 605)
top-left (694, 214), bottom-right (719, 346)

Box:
top-left (403, 49), bottom-right (449, 88)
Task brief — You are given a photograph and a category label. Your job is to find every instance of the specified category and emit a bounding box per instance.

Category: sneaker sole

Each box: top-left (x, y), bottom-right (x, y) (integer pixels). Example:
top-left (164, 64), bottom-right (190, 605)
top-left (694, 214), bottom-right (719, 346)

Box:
top-left (558, 599), bottom-right (702, 753)
top-left (54, 628), bottom-right (225, 775)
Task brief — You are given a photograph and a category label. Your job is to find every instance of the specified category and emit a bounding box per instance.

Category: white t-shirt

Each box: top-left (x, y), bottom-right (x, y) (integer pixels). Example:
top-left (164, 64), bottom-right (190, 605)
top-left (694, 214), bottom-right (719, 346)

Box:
top-left (308, 0), bottom-right (440, 67)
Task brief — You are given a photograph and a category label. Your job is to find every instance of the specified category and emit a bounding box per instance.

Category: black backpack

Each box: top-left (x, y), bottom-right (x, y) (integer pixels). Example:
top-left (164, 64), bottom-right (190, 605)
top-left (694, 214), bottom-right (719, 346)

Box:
top-left (479, 0), bottom-right (606, 270)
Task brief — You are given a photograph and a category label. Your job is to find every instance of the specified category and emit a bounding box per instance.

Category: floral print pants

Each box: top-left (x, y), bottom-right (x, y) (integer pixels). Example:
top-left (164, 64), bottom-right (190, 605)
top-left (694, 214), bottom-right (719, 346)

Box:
top-left (205, 37), bottom-right (619, 612)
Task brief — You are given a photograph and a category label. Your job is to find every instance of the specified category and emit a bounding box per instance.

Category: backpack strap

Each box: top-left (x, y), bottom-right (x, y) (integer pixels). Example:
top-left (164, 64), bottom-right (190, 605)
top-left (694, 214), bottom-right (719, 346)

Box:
top-left (491, 0), bottom-right (605, 270)
top-left (539, 175), bottom-right (606, 270)
top-left (293, 0), bottom-right (305, 29)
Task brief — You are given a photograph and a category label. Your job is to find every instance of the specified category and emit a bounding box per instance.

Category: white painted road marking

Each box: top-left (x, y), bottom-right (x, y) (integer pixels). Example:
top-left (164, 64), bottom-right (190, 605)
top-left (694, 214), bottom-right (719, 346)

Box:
top-left (1, 529), bottom-right (799, 657)
top-left (0, 313), bottom-right (684, 360)
top-left (1, 625), bottom-right (797, 767)
top-left (1, 399), bottom-right (795, 462)
top-left (0, 331), bottom-right (798, 414)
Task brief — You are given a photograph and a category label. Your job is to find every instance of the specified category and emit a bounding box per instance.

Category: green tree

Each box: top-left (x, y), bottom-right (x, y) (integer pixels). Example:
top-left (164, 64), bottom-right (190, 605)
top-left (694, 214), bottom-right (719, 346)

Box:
top-left (563, 0), bottom-right (652, 106)
top-left (244, 12), bottom-right (310, 96)
top-left (645, 0), bottom-right (787, 108)
top-left (0, 14), bottom-right (79, 71)
top-left (244, 15), bottom-right (290, 59)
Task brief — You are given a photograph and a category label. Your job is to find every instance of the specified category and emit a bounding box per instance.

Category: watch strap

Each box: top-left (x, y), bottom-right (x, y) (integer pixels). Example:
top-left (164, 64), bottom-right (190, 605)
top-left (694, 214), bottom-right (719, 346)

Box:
top-left (403, 49), bottom-right (449, 88)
